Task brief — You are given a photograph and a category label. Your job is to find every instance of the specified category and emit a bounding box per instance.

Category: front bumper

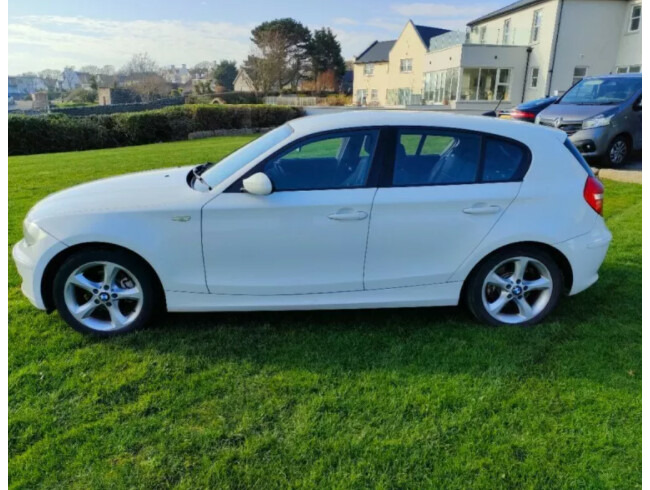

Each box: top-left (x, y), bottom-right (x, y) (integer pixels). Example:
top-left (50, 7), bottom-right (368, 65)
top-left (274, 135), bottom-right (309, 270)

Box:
top-left (569, 126), bottom-right (613, 158)
top-left (12, 235), bottom-right (67, 310)
top-left (554, 219), bottom-right (612, 295)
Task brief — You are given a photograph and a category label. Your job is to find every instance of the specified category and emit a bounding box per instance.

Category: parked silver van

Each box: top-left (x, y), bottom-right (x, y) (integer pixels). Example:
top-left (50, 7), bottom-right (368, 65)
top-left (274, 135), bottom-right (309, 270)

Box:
top-left (536, 73), bottom-right (641, 166)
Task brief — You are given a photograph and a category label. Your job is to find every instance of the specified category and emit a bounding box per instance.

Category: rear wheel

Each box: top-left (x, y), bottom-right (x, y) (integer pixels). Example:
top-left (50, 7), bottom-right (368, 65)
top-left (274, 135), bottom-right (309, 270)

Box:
top-left (53, 249), bottom-right (158, 335)
top-left (466, 247), bottom-right (563, 326)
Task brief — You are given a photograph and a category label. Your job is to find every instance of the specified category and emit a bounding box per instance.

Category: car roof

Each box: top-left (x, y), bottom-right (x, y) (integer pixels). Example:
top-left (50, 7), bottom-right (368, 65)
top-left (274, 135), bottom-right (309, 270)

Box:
top-left (287, 110), bottom-right (566, 144)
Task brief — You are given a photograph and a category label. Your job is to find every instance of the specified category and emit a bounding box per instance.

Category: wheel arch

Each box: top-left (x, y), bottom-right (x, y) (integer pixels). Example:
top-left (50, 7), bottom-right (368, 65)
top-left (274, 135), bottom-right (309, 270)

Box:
top-left (41, 242), bottom-right (167, 313)
top-left (460, 241), bottom-right (573, 302)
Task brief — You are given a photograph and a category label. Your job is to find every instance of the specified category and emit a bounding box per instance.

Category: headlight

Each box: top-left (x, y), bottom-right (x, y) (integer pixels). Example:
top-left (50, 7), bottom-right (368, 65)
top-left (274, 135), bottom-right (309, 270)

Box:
top-left (582, 114), bottom-right (613, 129)
top-left (23, 220), bottom-right (45, 246)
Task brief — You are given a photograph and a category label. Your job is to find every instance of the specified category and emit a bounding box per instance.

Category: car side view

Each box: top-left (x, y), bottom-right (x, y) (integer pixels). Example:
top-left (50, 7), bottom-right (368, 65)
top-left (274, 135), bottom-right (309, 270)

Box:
top-left (13, 111), bottom-right (612, 335)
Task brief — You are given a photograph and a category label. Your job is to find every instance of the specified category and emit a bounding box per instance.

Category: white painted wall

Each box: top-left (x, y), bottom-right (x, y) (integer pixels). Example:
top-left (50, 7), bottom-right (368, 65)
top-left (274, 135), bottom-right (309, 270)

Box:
top-left (550, 0), bottom-right (629, 94)
top-left (615, 0), bottom-right (643, 69)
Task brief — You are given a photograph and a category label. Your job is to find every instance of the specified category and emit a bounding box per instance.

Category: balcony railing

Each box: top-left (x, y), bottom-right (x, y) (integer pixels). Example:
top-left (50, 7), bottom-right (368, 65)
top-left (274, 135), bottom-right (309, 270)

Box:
top-left (429, 28), bottom-right (532, 52)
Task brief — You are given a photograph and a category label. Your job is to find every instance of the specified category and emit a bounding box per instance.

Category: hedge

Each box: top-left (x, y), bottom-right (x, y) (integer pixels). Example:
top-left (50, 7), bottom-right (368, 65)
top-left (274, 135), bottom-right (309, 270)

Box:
top-left (8, 104), bottom-right (305, 156)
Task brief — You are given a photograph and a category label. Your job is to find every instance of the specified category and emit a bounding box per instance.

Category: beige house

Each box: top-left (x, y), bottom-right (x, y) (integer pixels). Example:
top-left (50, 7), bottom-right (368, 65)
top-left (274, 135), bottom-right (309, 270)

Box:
top-left (355, 0), bottom-right (642, 109)
top-left (233, 69), bottom-right (255, 92)
top-left (353, 21), bottom-right (449, 106)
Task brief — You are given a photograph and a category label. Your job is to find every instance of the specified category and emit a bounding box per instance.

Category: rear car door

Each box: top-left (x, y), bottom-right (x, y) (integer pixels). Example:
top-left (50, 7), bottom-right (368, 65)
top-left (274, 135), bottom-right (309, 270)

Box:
top-left (364, 127), bottom-right (530, 289)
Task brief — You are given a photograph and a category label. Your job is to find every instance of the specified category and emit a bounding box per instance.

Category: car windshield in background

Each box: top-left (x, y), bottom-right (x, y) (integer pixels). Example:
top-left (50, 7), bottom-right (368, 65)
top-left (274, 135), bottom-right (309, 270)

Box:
top-left (202, 124), bottom-right (293, 187)
top-left (560, 77), bottom-right (642, 105)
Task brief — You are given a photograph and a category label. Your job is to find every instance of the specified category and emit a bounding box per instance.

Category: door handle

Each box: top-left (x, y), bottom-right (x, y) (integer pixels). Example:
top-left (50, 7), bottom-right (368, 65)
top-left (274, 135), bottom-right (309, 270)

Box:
top-left (328, 210), bottom-right (368, 221)
top-left (462, 204), bottom-right (502, 215)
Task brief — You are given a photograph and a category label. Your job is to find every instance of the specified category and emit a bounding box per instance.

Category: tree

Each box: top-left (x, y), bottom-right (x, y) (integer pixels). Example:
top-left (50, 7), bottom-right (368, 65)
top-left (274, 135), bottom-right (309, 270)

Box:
top-left (80, 65), bottom-right (100, 75)
top-left (244, 29), bottom-right (289, 94)
top-left (38, 69), bottom-right (61, 80)
top-left (64, 88), bottom-right (97, 104)
top-left (99, 65), bottom-right (116, 75)
top-left (308, 28), bottom-right (346, 91)
top-left (212, 60), bottom-right (237, 91)
top-left (191, 61), bottom-right (214, 78)
top-left (248, 18), bottom-right (312, 91)
top-left (129, 74), bottom-right (170, 101)
top-left (120, 52), bottom-right (158, 75)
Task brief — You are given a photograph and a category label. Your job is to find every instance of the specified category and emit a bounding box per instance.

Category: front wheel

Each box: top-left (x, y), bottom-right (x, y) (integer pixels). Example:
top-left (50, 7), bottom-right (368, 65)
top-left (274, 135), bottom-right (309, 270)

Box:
top-left (53, 249), bottom-right (159, 335)
top-left (603, 135), bottom-right (630, 167)
top-left (466, 248), bottom-right (563, 326)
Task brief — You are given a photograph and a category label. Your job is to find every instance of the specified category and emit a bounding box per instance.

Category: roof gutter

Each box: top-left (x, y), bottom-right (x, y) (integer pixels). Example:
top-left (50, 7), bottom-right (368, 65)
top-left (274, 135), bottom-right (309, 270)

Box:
top-left (546, 0), bottom-right (565, 97)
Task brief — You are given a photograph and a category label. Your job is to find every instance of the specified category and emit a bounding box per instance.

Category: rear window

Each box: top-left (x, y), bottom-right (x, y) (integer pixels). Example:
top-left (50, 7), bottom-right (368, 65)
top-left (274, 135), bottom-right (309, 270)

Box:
top-left (564, 139), bottom-right (595, 176)
top-left (482, 138), bottom-right (527, 182)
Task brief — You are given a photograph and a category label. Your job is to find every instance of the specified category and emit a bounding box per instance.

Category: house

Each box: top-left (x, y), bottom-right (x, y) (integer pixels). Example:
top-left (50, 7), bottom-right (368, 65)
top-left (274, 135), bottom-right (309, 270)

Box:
top-left (355, 0), bottom-right (642, 109)
top-left (233, 69), bottom-right (255, 92)
top-left (8, 75), bottom-right (48, 98)
top-left (353, 21), bottom-right (449, 106)
top-left (57, 68), bottom-right (82, 91)
top-left (162, 64), bottom-right (192, 84)
top-left (425, 0), bottom-right (643, 110)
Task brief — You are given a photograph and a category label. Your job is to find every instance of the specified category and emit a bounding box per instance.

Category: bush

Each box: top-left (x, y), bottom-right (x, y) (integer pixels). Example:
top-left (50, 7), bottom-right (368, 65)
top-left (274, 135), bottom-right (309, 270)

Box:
top-left (186, 92), bottom-right (262, 105)
top-left (8, 104), bottom-right (304, 155)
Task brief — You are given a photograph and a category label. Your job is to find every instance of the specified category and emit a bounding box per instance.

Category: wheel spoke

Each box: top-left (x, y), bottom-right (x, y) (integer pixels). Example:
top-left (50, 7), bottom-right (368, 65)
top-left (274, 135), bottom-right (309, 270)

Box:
top-left (103, 263), bottom-right (121, 287)
top-left (72, 300), bottom-right (98, 320)
top-left (107, 304), bottom-right (128, 329)
top-left (68, 273), bottom-right (100, 293)
top-left (513, 296), bottom-right (534, 319)
top-left (486, 272), bottom-right (510, 290)
top-left (114, 287), bottom-right (142, 301)
top-left (512, 258), bottom-right (528, 282)
top-left (487, 292), bottom-right (510, 314)
top-left (524, 277), bottom-right (551, 292)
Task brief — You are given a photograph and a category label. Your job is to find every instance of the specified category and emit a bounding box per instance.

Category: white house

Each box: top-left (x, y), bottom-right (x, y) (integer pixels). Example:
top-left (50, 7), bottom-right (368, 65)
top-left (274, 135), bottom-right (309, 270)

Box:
top-left (233, 69), bottom-right (255, 92)
top-left (422, 0), bottom-right (642, 110)
top-left (162, 64), bottom-right (192, 84)
top-left (57, 68), bottom-right (82, 91)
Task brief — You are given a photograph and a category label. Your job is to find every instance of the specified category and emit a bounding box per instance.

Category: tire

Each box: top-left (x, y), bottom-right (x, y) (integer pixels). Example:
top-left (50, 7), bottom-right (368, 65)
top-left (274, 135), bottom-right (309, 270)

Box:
top-left (602, 135), bottom-right (630, 167)
top-left (53, 248), bottom-right (158, 336)
top-left (466, 247), bottom-right (563, 327)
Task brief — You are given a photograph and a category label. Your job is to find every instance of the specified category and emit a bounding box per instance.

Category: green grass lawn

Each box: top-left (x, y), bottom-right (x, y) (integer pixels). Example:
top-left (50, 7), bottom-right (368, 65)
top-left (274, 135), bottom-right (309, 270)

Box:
top-left (9, 137), bottom-right (641, 488)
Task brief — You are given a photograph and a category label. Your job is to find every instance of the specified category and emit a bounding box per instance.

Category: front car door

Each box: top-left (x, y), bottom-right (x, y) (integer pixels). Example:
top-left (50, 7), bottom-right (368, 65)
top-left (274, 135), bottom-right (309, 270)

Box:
top-left (364, 127), bottom-right (530, 289)
top-left (202, 128), bottom-right (382, 295)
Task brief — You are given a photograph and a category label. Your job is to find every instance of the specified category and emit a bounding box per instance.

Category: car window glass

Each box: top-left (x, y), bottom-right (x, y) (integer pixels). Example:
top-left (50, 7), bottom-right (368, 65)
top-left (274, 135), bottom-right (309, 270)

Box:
top-left (394, 130), bottom-right (480, 186)
top-left (264, 130), bottom-right (379, 191)
top-left (482, 138), bottom-right (526, 182)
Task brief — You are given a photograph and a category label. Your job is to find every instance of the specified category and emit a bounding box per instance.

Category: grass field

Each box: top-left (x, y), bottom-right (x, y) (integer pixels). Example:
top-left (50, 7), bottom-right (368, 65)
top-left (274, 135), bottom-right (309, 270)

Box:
top-left (9, 137), bottom-right (641, 488)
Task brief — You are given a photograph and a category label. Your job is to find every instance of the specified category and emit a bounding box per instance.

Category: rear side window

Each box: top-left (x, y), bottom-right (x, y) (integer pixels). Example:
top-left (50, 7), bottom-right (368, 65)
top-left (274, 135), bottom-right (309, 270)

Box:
top-left (482, 138), bottom-right (527, 182)
top-left (564, 139), bottom-right (595, 176)
top-left (394, 130), bottom-right (481, 186)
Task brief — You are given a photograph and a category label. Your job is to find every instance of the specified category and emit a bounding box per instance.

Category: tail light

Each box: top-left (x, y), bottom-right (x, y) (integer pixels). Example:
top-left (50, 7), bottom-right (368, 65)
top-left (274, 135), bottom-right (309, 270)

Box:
top-left (583, 176), bottom-right (604, 215)
top-left (511, 110), bottom-right (536, 120)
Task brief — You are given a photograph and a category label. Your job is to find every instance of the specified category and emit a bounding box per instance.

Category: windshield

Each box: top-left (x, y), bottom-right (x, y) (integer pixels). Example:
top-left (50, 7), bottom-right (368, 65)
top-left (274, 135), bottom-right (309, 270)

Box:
top-left (202, 124), bottom-right (293, 187)
top-left (560, 76), bottom-right (641, 105)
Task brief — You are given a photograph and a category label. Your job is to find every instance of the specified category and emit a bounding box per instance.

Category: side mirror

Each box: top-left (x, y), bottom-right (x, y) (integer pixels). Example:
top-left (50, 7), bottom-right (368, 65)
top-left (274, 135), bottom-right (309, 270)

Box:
top-left (242, 172), bottom-right (273, 196)
top-left (636, 99), bottom-right (642, 110)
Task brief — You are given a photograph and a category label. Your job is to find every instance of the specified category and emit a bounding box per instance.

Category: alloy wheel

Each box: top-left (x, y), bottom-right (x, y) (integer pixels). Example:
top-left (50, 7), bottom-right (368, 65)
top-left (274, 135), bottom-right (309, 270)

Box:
top-left (609, 139), bottom-right (628, 165)
top-left (63, 261), bottom-right (143, 331)
top-left (481, 256), bottom-right (553, 324)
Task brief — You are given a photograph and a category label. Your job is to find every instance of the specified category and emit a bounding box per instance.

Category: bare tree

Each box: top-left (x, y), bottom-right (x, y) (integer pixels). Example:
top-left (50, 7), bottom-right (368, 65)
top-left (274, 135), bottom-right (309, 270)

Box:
top-left (38, 69), bottom-right (62, 80)
top-left (244, 29), bottom-right (290, 94)
top-left (80, 65), bottom-right (100, 75)
top-left (120, 53), bottom-right (158, 75)
top-left (99, 65), bottom-right (116, 75)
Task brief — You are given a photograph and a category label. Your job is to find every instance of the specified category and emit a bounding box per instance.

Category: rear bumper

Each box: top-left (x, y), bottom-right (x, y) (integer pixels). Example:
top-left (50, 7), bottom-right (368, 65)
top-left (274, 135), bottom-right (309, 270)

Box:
top-left (12, 235), bottom-right (67, 310)
top-left (554, 219), bottom-right (612, 295)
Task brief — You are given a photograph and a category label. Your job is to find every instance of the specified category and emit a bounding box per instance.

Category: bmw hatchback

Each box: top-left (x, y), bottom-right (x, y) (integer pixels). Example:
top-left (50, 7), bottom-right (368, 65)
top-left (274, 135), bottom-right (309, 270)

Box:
top-left (14, 111), bottom-right (611, 335)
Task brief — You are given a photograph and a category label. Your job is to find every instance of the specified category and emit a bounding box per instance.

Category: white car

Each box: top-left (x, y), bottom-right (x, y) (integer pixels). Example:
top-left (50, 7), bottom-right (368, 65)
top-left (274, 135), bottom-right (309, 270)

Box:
top-left (13, 111), bottom-right (612, 335)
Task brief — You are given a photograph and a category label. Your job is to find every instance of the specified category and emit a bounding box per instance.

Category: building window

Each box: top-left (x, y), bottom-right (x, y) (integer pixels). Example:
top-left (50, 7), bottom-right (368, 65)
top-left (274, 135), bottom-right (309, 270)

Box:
top-left (424, 68), bottom-right (459, 103)
top-left (629, 4), bottom-right (641, 31)
top-left (617, 65), bottom-right (642, 73)
top-left (356, 89), bottom-right (367, 104)
top-left (530, 67), bottom-right (540, 87)
top-left (364, 64), bottom-right (374, 76)
top-left (460, 67), bottom-right (511, 101)
top-left (371, 89), bottom-right (378, 101)
top-left (479, 26), bottom-right (487, 44)
top-left (531, 9), bottom-right (543, 43)
top-left (400, 59), bottom-right (413, 73)
top-left (503, 19), bottom-right (511, 44)
top-left (573, 67), bottom-right (588, 85)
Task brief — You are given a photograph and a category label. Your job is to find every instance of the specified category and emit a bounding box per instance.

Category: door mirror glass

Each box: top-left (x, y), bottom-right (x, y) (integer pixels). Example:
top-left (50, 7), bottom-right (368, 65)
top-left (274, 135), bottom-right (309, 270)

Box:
top-left (635, 98), bottom-right (642, 110)
top-left (242, 172), bottom-right (273, 195)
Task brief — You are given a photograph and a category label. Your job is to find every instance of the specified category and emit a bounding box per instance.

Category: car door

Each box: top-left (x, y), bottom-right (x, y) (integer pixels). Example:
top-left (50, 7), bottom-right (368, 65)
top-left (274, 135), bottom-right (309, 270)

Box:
top-left (364, 128), bottom-right (528, 290)
top-left (202, 128), bottom-right (381, 295)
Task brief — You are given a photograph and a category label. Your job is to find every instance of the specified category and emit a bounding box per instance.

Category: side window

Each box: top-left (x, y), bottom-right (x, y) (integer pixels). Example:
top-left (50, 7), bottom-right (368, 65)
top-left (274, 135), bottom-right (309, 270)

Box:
top-left (482, 138), bottom-right (527, 182)
top-left (393, 130), bottom-right (481, 186)
top-left (264, 130), bottom-right (378, 191)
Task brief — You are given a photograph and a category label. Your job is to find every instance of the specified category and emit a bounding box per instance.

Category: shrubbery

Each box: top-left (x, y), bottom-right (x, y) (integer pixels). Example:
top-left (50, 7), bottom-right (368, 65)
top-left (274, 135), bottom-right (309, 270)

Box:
top-left (9, 104), bottom-right (305, 155)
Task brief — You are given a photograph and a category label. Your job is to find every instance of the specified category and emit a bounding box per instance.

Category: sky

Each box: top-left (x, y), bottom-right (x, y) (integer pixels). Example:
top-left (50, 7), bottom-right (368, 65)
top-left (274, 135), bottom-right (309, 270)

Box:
top-left (8, 0), bottom-right (500, 75)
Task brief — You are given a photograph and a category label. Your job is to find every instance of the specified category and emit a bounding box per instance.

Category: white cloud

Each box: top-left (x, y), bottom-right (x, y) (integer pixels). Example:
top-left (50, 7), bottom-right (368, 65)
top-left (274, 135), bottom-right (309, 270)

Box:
top-left (8, 15), bottom-right (254, 74)
top-left (390, 2), bottom-right (498, 18)
top-left (333, 17), bottom-right (359, 26)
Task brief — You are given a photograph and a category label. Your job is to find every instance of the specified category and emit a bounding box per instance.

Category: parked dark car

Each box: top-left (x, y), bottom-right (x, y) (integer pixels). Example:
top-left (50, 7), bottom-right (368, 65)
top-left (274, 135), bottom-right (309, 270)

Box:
top-left (499, 96), bottom-right (558, 122)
